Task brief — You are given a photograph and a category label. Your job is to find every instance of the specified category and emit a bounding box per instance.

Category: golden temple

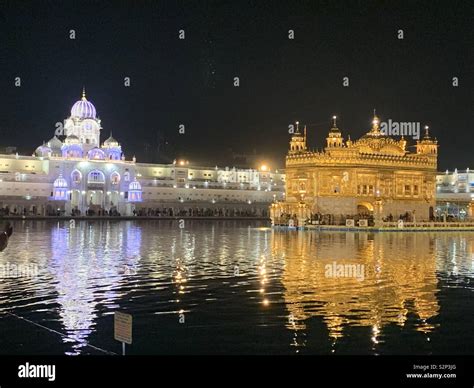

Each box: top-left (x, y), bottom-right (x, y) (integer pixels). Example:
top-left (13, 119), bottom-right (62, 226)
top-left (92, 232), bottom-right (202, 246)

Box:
top-left (271, 114), bottom-right (438, 225)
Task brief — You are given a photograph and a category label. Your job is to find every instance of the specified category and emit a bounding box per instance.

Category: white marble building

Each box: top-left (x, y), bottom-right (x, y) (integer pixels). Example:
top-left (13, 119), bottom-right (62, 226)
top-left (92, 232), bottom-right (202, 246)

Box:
top-left (435, 169), bottom-right (474, 218)
top-left (0, 91), bottom-right (285, 216)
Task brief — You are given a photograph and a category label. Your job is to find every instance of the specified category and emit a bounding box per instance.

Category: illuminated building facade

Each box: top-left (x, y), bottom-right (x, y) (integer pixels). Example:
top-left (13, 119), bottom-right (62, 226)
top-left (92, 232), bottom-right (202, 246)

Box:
top-left (0, 91), bottom-right (284, 216)
top-left (436, 169), bottom-right (474, 219)
top-left (271, 115), bottom-right (438, 225)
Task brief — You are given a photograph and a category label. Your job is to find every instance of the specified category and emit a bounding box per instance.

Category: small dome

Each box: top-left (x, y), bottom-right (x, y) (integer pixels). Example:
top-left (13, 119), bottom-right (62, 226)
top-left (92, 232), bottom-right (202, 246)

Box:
top-left (53, 174), bottom-right (68, 188)
top-left (128, 179), bottom-right (141, 191)
top-left (35, 144), bottom-right (52, 156)
top-left (103, 134), bottom-right (119, 147)
top-left (47, 136), bottom-right (63, 149)
top-left (71, 89), bottom-right (97, 119)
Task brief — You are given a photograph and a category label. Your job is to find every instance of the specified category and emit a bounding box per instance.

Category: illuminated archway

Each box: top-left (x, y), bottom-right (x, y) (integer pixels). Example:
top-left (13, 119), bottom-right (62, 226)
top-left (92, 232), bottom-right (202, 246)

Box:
top-left (357, 202), bottom-right (374, 214)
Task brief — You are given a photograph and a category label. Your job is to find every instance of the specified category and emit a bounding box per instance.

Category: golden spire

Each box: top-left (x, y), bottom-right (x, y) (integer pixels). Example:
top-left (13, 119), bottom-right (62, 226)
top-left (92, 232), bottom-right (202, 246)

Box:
top-left (296, 121), bottom-right (300, 133)
top-left (346, 134), bottom-right (352, 147)
top-left (371, 109), bottom-right (380, 131)
top-left (332, 115), bottom-right (337, 127)
top-left (82, 86), bottom-right (87, 101)
top-left (424, 125), bottom-right (430, 139)
top-left (400, 135), bottom-right (407, 151)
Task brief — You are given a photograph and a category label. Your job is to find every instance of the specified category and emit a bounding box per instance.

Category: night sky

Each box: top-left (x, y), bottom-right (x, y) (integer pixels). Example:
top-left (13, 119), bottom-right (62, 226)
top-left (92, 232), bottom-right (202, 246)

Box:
top-left (0, 0), bottom-right (472, 170)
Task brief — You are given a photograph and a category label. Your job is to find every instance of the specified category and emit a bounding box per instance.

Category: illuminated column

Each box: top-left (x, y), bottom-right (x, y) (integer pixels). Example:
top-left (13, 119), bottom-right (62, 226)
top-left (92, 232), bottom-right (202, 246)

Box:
top-left (468, 200), bottom-right (474, 219)
top-left (270, 202), bottom-right (278, 225)
top-left (374, 193), bottom-right (383, 226)
top-left (297, 202), bottom-right (308, 227)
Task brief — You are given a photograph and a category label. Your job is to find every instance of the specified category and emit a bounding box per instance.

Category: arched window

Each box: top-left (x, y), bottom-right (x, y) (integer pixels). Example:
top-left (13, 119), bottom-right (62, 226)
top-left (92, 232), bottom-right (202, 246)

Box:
top-left (87, 170), bottom-right (105, 184)
top-left (110, 172), bottom-right (120, 185)
top-left (124, 171), bottom-right (130, 182)
top-left (71, 170), bottom-right (82, 184)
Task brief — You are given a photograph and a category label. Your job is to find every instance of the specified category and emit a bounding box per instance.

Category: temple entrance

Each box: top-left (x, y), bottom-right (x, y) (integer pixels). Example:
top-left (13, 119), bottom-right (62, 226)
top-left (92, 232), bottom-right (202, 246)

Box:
top-left (357, 202), bottom-right (374, 216)
top-left (87, 190), bottom-right (104, 206)
top-left (71, 190), bottom-right (81, 207)
top-left (109, 191), bottom-right (120, 207)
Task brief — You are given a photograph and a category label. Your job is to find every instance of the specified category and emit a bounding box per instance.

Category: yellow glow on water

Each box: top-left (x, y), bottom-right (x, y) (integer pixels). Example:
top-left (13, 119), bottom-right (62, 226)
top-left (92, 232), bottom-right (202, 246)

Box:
top-left (278, 231), bottom-right (443, 341)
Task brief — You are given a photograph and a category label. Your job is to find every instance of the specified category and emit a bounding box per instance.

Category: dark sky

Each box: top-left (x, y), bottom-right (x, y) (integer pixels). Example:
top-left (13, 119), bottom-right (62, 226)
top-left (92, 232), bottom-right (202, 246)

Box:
top-left (0, 0), bottom-right (472, 170)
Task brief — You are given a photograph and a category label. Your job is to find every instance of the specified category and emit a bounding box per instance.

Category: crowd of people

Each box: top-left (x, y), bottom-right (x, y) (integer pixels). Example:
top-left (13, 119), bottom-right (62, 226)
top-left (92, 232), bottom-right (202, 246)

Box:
top-left (0, 205), bottom-right (267, 218)
top-left (276, 212), bottom-right (376, 226)
top-left (132, 207), bottom-right (267, 218)
top-left (276, 210), bottom-right (468, 226)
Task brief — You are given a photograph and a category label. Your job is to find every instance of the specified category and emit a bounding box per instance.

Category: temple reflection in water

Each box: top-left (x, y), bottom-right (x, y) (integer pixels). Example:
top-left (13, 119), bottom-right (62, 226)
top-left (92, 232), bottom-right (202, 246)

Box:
top-left (49, 222), bottom-right (142, 354)
top-left (2, 221), bottom-right (474, 354)
top-left (273, 231), bottom-right (443, 344)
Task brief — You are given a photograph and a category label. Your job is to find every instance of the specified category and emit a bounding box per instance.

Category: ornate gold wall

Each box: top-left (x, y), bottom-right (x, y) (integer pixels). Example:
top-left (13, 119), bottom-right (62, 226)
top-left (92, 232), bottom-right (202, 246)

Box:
top-left (274, 115), bottom-right (438, 222)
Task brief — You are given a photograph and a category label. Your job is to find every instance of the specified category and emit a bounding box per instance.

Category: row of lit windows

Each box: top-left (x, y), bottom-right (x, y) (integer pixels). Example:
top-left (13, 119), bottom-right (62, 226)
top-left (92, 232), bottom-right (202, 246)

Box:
top-left (357, 185), bottom-right (374, 195)
top-left (356, 184), bottom-right (420, 196)
top-left (400, 185), bottom-right (419, 196)
top-left (143, 192), bottom-right (258, 198)
top-left (71, 170), bottom-right (130, 184)
top-left (0, 188), bottom-right (48, 191)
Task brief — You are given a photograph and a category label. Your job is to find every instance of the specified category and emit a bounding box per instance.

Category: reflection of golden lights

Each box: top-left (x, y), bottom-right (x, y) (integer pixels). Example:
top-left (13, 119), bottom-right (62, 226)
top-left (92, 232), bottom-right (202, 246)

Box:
top-left (258, 255), bottom-right (269, 307)
top-left (371, 325), bottom-right (380, 344)
top-left (276, 232), bottom-right (441, 342)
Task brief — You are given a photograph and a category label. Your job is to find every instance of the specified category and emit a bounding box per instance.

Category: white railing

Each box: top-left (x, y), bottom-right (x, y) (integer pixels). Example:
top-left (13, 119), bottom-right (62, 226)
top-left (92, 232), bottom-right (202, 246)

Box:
top-left (382, 221), bottom-right (474, 228)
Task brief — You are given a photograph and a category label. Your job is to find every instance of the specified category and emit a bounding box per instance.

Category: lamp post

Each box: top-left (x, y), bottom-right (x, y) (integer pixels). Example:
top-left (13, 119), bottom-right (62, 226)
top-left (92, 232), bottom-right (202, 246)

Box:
top-left (270, 202), bottom-right (278, 226)
top-left (374, 190), bottom-right (383, 227)
top-left (297, 201), bottom-right (308, 228)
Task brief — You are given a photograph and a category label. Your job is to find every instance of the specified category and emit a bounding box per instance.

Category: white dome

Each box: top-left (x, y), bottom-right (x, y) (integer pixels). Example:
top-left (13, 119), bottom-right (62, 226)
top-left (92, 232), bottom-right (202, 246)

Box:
top-left (103, 134), bottom-right (119, 147)
top-left (71, 90), bottom-right (97, 119)
top-left (47, 136), bottom-right (63, 149)
top-left (35, 144), bottom-right (52, 156)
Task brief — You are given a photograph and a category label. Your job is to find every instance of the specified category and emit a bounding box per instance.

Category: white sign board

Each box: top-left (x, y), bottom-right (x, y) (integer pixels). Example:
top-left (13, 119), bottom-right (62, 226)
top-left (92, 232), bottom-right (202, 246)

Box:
top-left (114, 312), bottom-right (132, 345)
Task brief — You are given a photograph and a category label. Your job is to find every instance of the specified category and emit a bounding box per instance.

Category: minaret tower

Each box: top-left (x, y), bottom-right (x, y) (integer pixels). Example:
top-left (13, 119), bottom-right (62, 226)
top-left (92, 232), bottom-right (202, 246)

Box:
top-left (416, 126), bottom-right (438, 155)
top-left (326, 115), bottom-right (344, 148)
top-left (289, 121), bottom-right (307, 153)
